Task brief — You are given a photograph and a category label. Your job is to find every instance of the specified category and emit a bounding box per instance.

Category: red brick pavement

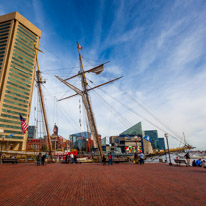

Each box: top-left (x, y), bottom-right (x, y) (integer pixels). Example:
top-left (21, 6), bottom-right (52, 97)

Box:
top-left (0, 163), bottom-right (205, 206)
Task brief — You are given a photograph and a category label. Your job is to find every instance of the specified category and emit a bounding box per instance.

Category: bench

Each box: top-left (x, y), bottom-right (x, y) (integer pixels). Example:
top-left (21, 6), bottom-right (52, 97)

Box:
top-left (2, 158), bottom-right (18, 164)
top-left (174, 159), bottom-right (186, 166)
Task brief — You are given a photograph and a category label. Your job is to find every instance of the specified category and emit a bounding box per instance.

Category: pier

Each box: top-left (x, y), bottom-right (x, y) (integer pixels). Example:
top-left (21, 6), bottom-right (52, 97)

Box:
top-left (0, 163), bottom-right (205, 206)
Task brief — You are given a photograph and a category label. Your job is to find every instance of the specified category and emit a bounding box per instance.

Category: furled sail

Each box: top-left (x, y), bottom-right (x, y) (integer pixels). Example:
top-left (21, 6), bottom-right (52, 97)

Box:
top-left (88, 64), bottom-right (104, 74)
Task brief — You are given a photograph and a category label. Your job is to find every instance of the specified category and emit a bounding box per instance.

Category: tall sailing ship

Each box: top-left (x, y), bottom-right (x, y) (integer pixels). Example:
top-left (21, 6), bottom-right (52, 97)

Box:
top-left (56, 42), bottom-right (122, 159)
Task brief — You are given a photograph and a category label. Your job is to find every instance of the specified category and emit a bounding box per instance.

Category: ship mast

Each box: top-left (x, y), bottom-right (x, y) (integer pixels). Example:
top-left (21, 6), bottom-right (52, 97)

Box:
top-left (34, 44), bottom-right (53, 156)
top-left (56, 42), bottom-right (122, 160)
top-left (77, 42), bottom-right (103, 157)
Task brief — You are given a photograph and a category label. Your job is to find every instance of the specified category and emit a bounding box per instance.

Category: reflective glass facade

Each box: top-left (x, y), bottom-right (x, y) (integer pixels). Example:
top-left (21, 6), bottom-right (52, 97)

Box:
top-left (144, 130), bottom-right (159, 150)
top-left (0, 12), bottom-right (41, 150)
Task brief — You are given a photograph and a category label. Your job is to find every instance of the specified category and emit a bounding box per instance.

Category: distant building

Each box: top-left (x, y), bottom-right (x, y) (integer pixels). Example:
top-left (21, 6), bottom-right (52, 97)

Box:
top-left (158, 137), bottom-right (166, 150)
top-left (144, 130), bottom-right (159, 150)
top-left (109, 122), bottom-right (153, 154)
top-left (69, 132), bottom-right (94, 152)
top-left (50, 124), bottom-right (70, 151)
top-left (119, 122), bottom-right (143, 137)
top-left (26, 138), bottom-right (48, 151)
top-left (110, 135), bottom-right (142, 153)
top-left (101, 136), bottom-right (110, 146)
top-left (108, 122), bottom-right (153, 154)
top-left (28, 126), bottom-right (36, 139)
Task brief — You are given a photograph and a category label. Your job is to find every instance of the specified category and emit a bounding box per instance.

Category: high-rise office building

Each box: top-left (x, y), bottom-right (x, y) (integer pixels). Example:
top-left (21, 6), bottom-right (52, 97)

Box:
top-left (158, 137), bottom-right (166, 150)
top-left (144, 130), bottom-right (159, 150)
top-left (0, 12), bottom-right (41, 150)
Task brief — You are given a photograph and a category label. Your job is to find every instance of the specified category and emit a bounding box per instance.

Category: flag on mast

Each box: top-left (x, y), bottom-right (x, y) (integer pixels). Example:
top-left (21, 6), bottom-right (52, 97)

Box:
top-left (19, 113), bottom-right (28, 134)
top-left (77, 44), bottom-right (82, 50)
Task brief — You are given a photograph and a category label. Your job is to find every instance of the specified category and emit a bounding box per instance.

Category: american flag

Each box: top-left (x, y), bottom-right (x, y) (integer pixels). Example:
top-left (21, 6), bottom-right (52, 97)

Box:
top-left (19, 113), bottom-right (28, 134)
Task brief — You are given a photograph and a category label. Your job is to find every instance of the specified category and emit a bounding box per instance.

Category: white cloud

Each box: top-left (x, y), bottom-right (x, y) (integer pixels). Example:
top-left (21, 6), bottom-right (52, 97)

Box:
top-left (4, 0), bottom-right (204, 150)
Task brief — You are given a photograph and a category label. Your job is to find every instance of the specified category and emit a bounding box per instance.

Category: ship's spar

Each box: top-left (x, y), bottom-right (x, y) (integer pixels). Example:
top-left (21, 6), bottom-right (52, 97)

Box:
top-left (56, 42), bottom-right (122, 160)
top-left (34, 44), bottom-right (53, 156)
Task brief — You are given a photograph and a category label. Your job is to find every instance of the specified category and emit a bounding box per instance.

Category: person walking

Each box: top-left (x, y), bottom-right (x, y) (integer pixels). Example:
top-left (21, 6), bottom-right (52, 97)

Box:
top-left (102, 155), bottom-right (106, 166)
top-left (45, 152), bottom-right (48, 165)
top-left (74, 154), bottom-right (77, 164)
top-left (184, 152), bottom-right (190, 166)
top-left (134, 152), bottom-right (138, 164)
top-left (70, 153), bottom-right (74, 164)
top-left (65, 154), bottom-right (68, 163)
top-left (111, 152), bottom-right (113, 165)
top-left (140, 152), bottom-right (144, 165)
top-left (108, 153), bottom-right (112, 165)
top-left (37, 153), bottom-right (42, 166)
top-left (41, 154), bottom-right (46, 166)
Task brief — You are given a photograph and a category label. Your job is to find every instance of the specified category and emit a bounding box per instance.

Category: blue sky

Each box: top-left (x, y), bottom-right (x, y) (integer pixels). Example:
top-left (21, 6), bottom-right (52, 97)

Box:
top-left (1, 0), bottom-right (206, 149)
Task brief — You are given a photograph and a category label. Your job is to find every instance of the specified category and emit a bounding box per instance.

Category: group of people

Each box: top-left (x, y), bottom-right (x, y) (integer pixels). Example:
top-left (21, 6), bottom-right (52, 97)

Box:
top-left (192, 159), bottom-right (206, 168)
top-left (102, 152), bottom-right (113, 165)
top-left (36, 152), bottom-right (48, 166)
top-left (184, 152), bottom-right (206, 168)
top-left (134, 152), bottom-right (145, 165)
top-left (65, 153), bottom-right (77, 164)
top-left (102, 152), bottom-right (145, 165)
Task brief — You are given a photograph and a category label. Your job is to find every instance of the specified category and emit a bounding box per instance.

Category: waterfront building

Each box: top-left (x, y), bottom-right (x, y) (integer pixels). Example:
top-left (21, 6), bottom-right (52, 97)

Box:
top-left (110, 122), bottom-right (143, 153)
top-left (144, 130), bottom-right (159, 150)
top-left (26, 138), bottom-right (48, 151)
top-left (110, 135), bottom-right (142, 153)
top-left (158, 137), bottom-right (166, 150)
top-left (119, 122), bottom-right (143, 137)
top-left (0, 12), bottom-right (41, 151)
top-left (110, 122), bottom-right (153, 154)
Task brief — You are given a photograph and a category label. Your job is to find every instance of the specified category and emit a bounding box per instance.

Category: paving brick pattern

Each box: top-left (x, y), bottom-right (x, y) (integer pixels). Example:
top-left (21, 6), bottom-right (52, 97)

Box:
top-left (0, 163), bottom-right (205, 206)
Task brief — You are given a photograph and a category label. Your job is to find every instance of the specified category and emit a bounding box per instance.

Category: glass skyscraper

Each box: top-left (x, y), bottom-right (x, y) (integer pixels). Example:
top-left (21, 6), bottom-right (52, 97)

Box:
top-left (144, 130), bottom-right (159, 150)
top-left (0, 12), bottom-right (41, 150)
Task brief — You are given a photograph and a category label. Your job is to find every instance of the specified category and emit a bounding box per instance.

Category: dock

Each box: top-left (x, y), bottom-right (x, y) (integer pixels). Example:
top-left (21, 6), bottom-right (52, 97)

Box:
top-left (0, 163), bottom-right (205, 205)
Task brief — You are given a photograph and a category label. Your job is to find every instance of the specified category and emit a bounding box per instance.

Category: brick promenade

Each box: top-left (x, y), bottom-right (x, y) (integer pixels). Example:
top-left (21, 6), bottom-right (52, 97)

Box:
top-left (0, 163), bottom-right (205, 206)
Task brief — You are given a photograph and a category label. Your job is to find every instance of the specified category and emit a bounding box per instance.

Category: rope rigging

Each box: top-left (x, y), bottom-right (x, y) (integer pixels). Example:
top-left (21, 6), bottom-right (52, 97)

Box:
top-left (89, 82), bottom-right (187, 145)
top-left (37, 44), bottom-right (189, 148)
top-left (90, 88), bottom-right (133, 129)
top-left (125, 92), bottom-right (184, 141)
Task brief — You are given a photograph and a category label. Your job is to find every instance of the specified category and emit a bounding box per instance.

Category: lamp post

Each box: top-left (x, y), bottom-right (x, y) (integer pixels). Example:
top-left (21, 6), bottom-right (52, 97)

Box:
top-left (164, 149), bottom-right (167, 162)
top-left (165, 133), bottom-right (172, 166)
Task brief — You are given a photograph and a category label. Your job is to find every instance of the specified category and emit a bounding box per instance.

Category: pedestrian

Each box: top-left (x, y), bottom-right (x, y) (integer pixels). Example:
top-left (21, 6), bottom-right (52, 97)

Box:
top-left (45, 152), bottom-right (48, 165)
top-left (70, 153), bottom-right (74, 164)
top-left (192, 160), bottom-right (196, 167)
top-left (108, 153), bottom-right (112, 165)
top-left (102, 155), bottom-right (106, 166)
top-left (184, 152), bottom-right (190, 166)
top-left (74, 154), bottom-right (77, 164)
top-left (65, 154), bottom-right (68, 163)
top-left (42, 154), bottom-right (46, 165)
top-left (195, 159), bottom-right (202, 167)
top-left (139, 152), bottom-right (144, 165)
top-left (37, 153), bottom-right (42, 166)
top-left (202, 160), bottom-right (206, 168)
top-left (134, 152), bottom-right (138, 164)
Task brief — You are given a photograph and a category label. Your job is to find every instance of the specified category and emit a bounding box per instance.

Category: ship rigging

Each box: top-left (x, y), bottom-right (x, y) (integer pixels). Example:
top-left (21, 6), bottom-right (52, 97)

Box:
top-left (56, 42), bottom-right (122, 159)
